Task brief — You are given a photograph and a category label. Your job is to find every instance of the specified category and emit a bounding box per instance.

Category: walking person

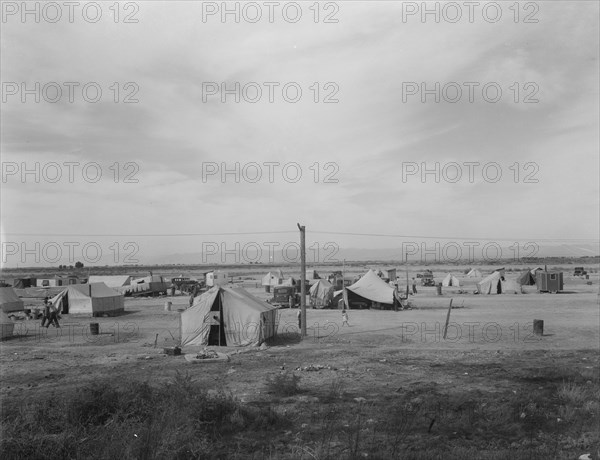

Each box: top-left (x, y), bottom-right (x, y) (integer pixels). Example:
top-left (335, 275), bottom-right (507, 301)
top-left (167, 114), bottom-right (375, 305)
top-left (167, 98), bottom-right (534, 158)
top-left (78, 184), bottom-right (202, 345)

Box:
top-left (40, 299), bottom-right (51, 328)
top-left (412, 278), bottom-right (417, 295)
top-left (297, 308), bottom-right (302, 330)
top-left (46, 301), bottom-right (60, 328)
top-left (189, 292), bottom-right (195, 309)
top-left (342, 309), bottom-right (350, 327)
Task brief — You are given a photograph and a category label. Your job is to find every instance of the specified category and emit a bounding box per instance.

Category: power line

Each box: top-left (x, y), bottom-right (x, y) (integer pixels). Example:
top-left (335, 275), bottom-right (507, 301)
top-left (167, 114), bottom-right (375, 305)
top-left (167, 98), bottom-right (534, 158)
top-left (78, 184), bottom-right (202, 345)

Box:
top-left (2, 231), bottom-right (298, 237)
top-left (1, 230), bottom-right (597, 243)
top-left (309, 231), bottom-right (599, 243)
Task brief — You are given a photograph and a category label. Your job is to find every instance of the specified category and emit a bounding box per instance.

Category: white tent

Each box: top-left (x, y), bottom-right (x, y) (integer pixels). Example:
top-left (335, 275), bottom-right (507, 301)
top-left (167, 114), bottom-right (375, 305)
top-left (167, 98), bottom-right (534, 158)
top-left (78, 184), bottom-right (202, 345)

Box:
top-left (88, 275), bottom-right (132, 288)
top-left (0, 287), bottom-right (24, 313)
top-left (466, 269), bottom-right (482, 278)
top-left (344, 269), bottom-right (395, 308)
top-left (181, 286), bottom-right (278, 347)
top-left (1, 311), bottom-right (15, 340)
top-left (442, 274), bottom-right (461, 287)
top-left (51, 283), bottom-right (125, 316)
top-left (261, 271), bottom-right (283, 287)
top-left (477, 272), bottom-right (503, 294)
top-left (309, 279), bottom-right (334, 309)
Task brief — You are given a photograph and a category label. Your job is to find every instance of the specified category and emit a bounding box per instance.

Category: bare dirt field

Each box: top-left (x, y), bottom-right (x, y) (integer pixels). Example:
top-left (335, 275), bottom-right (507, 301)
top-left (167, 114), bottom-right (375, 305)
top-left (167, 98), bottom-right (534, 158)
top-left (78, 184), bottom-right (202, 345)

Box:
top-left (1, 266), bottom-right (599, 459)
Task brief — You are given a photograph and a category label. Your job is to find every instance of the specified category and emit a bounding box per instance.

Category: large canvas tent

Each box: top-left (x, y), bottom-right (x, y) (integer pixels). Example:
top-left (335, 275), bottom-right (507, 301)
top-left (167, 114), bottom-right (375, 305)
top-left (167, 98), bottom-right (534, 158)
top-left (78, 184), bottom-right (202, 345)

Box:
top-left (477, 272), bottom-right (521, 294)
top-left (344, 270), bottom-right (395, 309)
top-left (88, 275), bottom-right (132, 288)
top-left (476, 271), bottom-right (503, 295)
top-left (0, 287), bottom-right (25, 313)
top-left (51, 283), bottom-right (124, 316)
top-left (181, 286), bottom-right (278, 347)
top-left (442, 274), bottom-right (461, 287)
top-left (466, 269), bottom-right (482, 278)
top-left (309, 279), bottom-right (334, 309)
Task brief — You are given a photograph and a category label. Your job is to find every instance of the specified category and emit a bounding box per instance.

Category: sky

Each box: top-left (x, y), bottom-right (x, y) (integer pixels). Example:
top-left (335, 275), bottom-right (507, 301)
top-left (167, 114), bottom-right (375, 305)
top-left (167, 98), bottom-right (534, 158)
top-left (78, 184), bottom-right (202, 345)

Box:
top-left (1, 1), bottom-right (599, 267)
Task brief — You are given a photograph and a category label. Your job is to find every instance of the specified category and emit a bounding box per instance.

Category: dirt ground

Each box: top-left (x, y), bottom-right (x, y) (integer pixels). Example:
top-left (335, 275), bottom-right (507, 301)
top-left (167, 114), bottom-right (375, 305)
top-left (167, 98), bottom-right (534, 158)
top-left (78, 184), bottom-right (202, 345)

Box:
top-left (1, 267), bottom-right (598, 458)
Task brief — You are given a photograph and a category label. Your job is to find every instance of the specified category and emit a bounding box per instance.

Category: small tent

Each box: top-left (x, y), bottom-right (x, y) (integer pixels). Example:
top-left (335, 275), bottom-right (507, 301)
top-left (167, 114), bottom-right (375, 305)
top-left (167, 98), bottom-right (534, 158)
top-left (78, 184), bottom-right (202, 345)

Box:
top-left (261, 271), bottom-right (283, 287)
top-left (0, 287), bottom-right (25, 313)
top-left (51, 283), bottom-right (124, 316)
top-left (1, 311), bottom-right (15, 340)
top-left (466, 269), bottom-right (482, 278)
top-left (280, 277), bottom-right (297, 287)
top-left (476, 271), bottom-right (503, 295)
top-left (517, 270), bottom-right (536, 286)
top-left (181, 286), bottom-right (278, 347)
top-left (344, 270), bottom-right (395, 309)
top-left (442, 274), bottom-right (461, 287)
top-left (88, 275), bottom-right (132, 288)
top-left (309, 279), bottom-right (334, 309)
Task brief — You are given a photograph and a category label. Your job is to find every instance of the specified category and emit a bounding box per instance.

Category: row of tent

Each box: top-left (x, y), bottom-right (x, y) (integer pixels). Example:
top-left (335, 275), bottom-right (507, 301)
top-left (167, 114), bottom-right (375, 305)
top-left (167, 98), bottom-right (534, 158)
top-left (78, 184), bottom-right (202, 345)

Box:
top-left (261, 270), bottom-right (321, 288)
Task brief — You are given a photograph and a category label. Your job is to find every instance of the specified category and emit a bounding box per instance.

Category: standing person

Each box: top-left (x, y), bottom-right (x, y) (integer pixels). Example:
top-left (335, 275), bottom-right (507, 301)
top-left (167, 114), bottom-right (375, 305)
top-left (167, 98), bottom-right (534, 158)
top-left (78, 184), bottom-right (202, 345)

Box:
top-left (288, 295), bottom-right (295, 309)
top-left (171, 284), bottom-right (176, 297)
top-left (46, 301), bottom-right (60, 328)
top-left (297, 308), bottom-right (301, 330)
top-left (412, 278), bottom-right (417, 295)
top-left (338, 297), bottom-right (345, 310)
top-left (40, 299), bottom-right (51, 327)
top-left (189, 292), bottom-right (195, 309)
top-left (342, 309), bottom-right (350, 327)
top-left (393, 286), bottom-right (401, 312)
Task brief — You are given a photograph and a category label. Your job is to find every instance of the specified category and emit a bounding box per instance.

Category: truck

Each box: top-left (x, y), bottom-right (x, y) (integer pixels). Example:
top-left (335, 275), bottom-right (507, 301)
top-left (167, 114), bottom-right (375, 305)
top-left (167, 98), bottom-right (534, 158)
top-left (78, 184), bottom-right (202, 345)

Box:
top-left (271, 285), bottom-right (297, 308)
top-left (420, 271), bottom-right (435, 287)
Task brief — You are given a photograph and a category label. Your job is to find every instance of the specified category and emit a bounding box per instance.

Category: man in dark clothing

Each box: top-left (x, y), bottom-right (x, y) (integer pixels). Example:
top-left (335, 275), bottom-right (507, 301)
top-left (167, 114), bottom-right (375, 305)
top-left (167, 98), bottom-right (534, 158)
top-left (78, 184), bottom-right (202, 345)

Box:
top-left (41, 300), bottom-right (51, 328)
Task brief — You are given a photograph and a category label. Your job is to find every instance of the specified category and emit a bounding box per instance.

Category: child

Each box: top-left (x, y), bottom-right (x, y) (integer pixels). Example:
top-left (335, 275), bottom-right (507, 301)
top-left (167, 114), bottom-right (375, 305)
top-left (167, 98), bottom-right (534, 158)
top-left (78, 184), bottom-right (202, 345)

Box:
top-left (342, 309), bottom-right (349, 327)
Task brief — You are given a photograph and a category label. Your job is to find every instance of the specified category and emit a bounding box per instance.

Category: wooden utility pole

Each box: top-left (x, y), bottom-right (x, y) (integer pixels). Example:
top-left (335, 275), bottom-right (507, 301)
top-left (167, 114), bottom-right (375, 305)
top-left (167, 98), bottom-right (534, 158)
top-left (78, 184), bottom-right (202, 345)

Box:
top-left (297, 223), bottom-right (307, 337)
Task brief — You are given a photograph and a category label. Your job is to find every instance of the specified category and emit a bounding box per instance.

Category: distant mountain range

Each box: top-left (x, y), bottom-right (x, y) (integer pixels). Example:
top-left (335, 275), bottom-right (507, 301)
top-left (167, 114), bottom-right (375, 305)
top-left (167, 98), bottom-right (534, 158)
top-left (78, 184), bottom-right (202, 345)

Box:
top-left (2, 243), bottom-right (597, 269)
top-left (153, 243), bottom-right (599, 266)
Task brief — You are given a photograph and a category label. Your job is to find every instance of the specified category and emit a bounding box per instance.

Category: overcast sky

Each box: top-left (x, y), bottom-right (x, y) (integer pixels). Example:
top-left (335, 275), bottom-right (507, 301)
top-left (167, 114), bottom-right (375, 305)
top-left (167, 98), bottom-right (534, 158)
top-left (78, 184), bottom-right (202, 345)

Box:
top-left (1, 1), bottom-right (598, 266)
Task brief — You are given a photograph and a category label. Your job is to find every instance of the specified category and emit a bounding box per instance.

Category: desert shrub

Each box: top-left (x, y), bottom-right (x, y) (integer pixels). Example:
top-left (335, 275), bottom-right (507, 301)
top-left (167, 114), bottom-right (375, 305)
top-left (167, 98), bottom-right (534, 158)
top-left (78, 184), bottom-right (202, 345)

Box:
top-left (0, 373), bottom-right (285, 460)
top-left (265, 371), bottom-right (301, 397)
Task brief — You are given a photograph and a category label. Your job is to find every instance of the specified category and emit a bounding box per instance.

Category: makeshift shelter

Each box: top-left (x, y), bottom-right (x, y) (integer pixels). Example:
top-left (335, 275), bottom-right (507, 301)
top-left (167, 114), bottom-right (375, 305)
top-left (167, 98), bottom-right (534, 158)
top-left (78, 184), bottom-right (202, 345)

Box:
top-left (442, 274), bottom-right (461, 287)
top-left (119, 275), bottom-right (168, 296)
top-left (1, 311), bottom-right (15, 340)
top-left (536, 271), bottom-right (564, 293)
top-left (13, 277), bottom-right (36, 289)
top-left (51, 283), bottom-right (124, 316)
top-left (205, 271), bottom-right (228, 287)
top-left (261, 271), bottom-right (283, 287)
top-left (180, 286), bottom-right (278, 347)
top-left (88, 275), bottom-right (132, 288)
top-left (344, 270), bottom-right (395, 309)
top-left (466, 269), bottom-right (482, 278)
top-left (309, 279), bottom-right (334, 309)
top-left (476, 271), bottom-right (503, 295)
top-left (0, 287), bottom-right (24, 313)
top-left (305, 269), bottom-right (320, 281)
top-left (517, 270), bottom-right (536, 286)
top-left (280, 277), bottom-right (297, 287)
